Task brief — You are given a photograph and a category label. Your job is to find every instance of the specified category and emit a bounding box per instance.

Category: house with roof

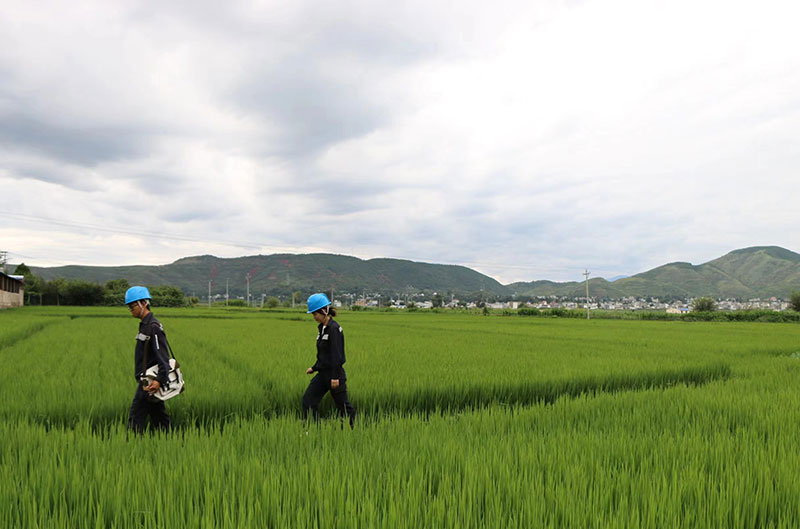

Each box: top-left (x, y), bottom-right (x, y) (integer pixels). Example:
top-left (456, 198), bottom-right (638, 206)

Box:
top-left (0, 271), bottom-right (24, 308)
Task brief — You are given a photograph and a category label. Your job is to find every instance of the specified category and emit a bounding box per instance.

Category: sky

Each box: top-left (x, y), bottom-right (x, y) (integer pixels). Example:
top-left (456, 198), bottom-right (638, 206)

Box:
top-left (1, 0), bottom-right (799, 284)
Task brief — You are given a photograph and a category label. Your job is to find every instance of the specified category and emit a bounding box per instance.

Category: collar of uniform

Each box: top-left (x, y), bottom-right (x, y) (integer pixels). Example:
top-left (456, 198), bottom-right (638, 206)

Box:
top-left (140, 311), bottom-right (154, 327)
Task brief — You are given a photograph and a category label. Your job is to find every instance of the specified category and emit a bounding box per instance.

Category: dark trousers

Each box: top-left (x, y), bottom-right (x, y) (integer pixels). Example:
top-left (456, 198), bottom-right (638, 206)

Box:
top-left (302, 374), bottom-right (356, 428)
top-left (128, 387), bottom-right (171, 433)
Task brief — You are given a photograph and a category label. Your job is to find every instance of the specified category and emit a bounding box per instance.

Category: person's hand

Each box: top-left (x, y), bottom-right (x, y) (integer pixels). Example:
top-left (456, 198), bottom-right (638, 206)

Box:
top-left (306, 367), bottom-right (314, 375)
top-left (330, 379), bottom-right (340, 389)
top-left (145, 380), bottom-right (161, 394)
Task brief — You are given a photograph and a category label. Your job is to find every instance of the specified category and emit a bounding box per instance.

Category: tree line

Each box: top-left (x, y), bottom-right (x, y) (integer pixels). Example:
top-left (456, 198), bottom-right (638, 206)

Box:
top-left (12, 264), bottom-right (186, 307)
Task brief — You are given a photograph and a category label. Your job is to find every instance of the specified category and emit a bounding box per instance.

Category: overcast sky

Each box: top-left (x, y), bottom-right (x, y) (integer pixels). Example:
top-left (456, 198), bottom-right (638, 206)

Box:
top-left (1, 0), bottom-right (799, 283)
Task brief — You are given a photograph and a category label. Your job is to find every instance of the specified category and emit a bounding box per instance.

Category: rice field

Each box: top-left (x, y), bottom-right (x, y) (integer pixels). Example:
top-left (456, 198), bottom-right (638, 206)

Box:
top-left (2, 306), bottom-right (800, 528)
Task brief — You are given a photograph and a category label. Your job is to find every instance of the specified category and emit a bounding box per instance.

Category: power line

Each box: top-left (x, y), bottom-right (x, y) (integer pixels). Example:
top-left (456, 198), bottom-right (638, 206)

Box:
top-left (4, 251), bottom-right (72, 267)
top-left (2, 211), bottom-right (623, 280)
top-left (0, 211), bottom-right (295, 253)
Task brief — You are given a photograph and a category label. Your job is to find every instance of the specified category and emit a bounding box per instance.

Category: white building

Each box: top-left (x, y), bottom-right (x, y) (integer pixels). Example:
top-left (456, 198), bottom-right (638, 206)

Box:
top-left (666, 307), bottom-right (690, 314)
top-left (0, 271), bottom-right (24, 308)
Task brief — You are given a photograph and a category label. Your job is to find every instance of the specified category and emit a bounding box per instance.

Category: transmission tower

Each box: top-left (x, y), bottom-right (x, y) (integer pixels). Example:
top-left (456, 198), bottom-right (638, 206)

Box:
top-left (208, 264), bottom-right (219, 308)
top-left (245, 266), bottom-right (260, 307)
top-left (583, 269), bottom-right (591, 320)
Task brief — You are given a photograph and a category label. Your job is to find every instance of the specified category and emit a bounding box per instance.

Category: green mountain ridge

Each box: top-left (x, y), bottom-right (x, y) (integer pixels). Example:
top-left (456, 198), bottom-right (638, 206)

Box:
top-left (501, 246), bottom-right (800, 299)
top-left (29, 253), bottom-right (507, 299)
top-left (25, 246), bottom-right (800, 300)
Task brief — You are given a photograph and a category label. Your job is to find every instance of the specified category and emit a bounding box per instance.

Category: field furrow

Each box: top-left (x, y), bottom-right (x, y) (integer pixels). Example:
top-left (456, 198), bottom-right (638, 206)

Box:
top-left (2, 306), bottom-right (800, 528)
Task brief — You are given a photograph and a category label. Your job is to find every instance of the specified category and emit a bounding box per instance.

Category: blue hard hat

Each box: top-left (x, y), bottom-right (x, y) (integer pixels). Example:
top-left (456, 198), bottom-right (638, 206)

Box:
top-left (307, 293), bottom-right (331, 313)
top-left (125, 286), bottom-right (152, 305)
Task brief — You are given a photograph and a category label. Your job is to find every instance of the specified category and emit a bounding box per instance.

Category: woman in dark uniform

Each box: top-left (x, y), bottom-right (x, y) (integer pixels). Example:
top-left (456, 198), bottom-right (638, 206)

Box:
top-left (302, 293), bottom-right (356, 428)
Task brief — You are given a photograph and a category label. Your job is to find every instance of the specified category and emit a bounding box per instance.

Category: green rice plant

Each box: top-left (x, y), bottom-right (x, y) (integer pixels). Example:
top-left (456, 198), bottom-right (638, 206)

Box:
top-left (3, 307), bottom-right (800, 528)
top-left (0, 309), bottom-right (67, 351)
top-left (4, 372), bottom-right (800, 528)
top-left (2, 308), bottom-right (783, 424)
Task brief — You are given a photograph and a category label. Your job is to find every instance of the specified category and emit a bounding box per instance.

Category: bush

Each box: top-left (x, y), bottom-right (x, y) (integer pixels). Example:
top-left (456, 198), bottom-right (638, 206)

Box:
top-left (265, 297), bottom-right (280, 309)
top-left (518, 307), bottom-right (541, 317)
top-left (61, 280), bottom-right (105, 306)
top-left (150, 286), bottom-right (185, 307)
top-left (790, 292), bottom-right (800, 312)
top-left (678, 310), bottom-right (800, 323)
top-left (104, 279), bottom-right (130, 293)
top-left (103, 292), bottom-right (125, 306)
top-left (691, 297), bottom-right (717, 312)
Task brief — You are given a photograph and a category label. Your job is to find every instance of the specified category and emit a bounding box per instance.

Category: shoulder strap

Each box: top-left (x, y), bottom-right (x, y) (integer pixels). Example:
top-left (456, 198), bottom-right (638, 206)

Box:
top-left (141, 337), bottom-right (149, 378)
top-left (165, 339), bottom-right (177, 360)
top-left (152, 320), bottom-right (177, 360)
top-left (141, 326), bottom-right (178, 377)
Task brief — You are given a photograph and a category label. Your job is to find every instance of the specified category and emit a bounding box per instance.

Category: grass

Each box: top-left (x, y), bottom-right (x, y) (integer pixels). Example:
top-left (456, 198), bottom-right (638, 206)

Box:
top-left (2, 306), bottom-right (800, 527)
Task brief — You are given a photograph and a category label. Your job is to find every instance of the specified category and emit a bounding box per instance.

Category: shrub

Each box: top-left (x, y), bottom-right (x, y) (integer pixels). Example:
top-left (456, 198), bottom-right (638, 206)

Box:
top-left (790, 291), bottom-right (800, 312)
top-left (61, 280), bottom-right (105, 306)
top-left (691, 297), bottom-right (717, 312)
top-left (265, 297), bottom-right (280, 309)
top-left (150, 285), bottom-right (185, 307)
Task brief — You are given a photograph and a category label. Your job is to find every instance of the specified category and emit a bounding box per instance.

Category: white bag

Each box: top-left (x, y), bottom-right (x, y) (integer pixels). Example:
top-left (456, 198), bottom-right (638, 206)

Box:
top-left (143, 358), bottom-right (185, 401)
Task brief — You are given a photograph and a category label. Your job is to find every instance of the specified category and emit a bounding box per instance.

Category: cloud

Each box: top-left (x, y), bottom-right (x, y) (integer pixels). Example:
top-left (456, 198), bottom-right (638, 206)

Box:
top-left (234, 66), bottom-right (389, 157)
top-left (1, 0), bottom-right (800, 284)
top-left (0, 111), bottom-right (151, 167)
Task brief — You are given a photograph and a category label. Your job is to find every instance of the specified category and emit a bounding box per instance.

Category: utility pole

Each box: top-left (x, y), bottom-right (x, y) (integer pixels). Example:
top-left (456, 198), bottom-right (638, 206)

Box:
top-left (245, 266), bottom-right (260, 308)
top-left (208, 265), bottom-right (218, 309)
top-left (225, 278), bottom-right (229, 306)
top-left (583, 269), bottom-right (591, 320)
top-left (287, 272), bottom-right (295, 308)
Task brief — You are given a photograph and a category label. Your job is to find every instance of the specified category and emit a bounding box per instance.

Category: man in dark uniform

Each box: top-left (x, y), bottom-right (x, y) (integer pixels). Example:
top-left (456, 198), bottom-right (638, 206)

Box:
top-left (125, 286), bottom-right (172, 433)
top-left (303, 293), bottom-right (356, 428)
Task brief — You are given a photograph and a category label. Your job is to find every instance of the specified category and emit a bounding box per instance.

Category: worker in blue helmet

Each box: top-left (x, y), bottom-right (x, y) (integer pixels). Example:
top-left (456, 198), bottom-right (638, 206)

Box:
top-left (303, 293), bottom-right (356, 428)
top-left (125, 286), bottom-right (172, 433)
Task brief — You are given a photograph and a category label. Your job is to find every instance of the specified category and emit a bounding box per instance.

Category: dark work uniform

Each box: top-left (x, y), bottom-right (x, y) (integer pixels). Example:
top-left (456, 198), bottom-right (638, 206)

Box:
top-left (302, 317), bottom-right (356, 427)
top-left (128, 311), bottom-right (172, 433)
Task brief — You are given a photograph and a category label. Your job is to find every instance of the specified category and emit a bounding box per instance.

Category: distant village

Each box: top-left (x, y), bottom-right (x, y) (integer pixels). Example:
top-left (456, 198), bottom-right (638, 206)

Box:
top-left (341, 294), bottom-right (792, 312)
top-left (1, 265), bottom-right (795, 313)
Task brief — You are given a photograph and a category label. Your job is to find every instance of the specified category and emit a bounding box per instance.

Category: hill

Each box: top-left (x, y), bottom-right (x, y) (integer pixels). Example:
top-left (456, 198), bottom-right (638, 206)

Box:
top-left (508, 246), bottom-right (800, 299)
top-left (25, 246), bottom-right (800, 300)
top-left (29, 254), bottom-right (507, 299)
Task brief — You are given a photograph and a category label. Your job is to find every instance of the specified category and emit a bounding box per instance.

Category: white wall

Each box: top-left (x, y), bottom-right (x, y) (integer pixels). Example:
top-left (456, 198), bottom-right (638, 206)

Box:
top-left (0, 287), bottom-right (23, 308)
